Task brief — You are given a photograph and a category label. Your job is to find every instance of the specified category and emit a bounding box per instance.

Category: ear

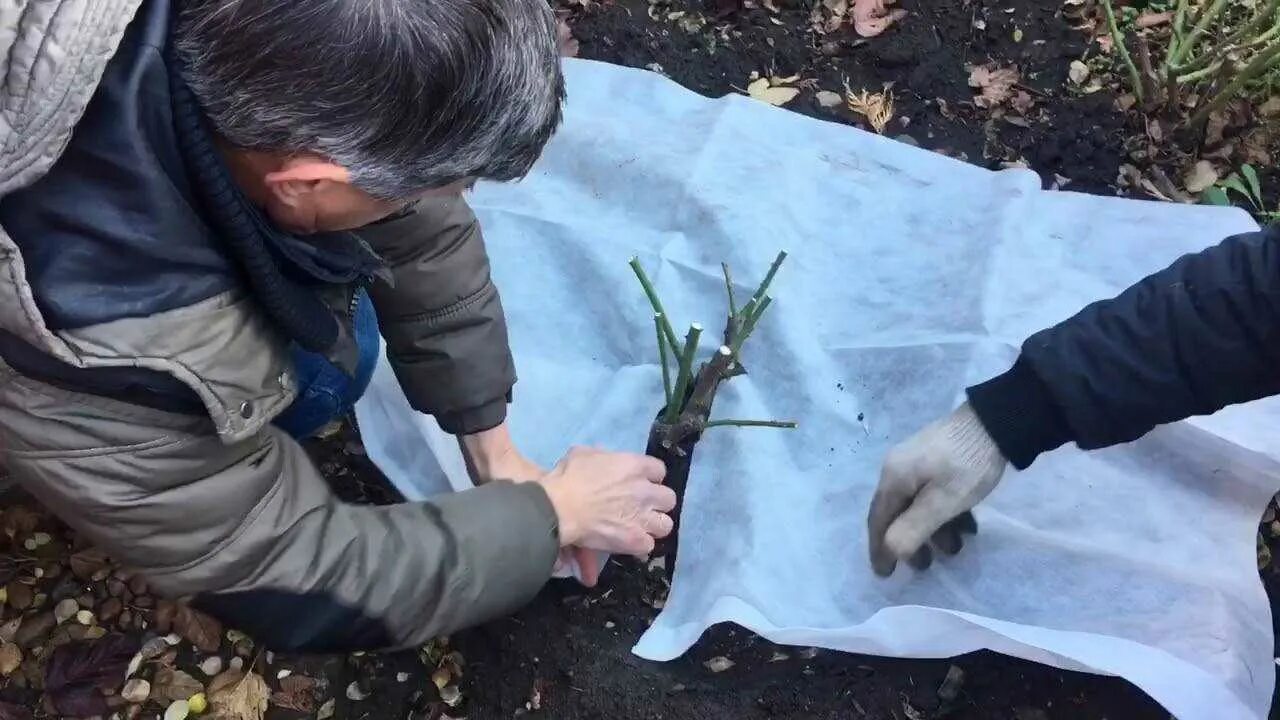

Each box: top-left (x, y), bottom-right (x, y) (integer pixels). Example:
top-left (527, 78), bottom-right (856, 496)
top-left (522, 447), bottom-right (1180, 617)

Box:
top-left (264, 157), bottom-right (351, 206)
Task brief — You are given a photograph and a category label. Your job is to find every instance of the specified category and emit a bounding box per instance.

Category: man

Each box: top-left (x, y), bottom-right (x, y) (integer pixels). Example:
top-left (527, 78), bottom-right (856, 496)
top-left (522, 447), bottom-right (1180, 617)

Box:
top-left (0, 0), bottom-right (675, 651)
top-left (869, 224), bottom-right (1280, 575)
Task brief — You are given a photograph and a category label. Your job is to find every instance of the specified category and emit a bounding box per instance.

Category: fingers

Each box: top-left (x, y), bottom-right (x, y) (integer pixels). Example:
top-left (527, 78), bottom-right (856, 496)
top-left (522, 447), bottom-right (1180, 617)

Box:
top-left (643, 511), bottom-right (674, 539)
top-left (573, 547), bottom-right (601, 588)
top-left (636, 455), bottom-right (667, 483)
top-left (882, 484), bottom-right (967, 564)
top-left (867, 461), bottom-right (918, 577)
top-left (648, 484), bottom-right (678, 513)
top-left (930, 511), bottom-right (979, 556)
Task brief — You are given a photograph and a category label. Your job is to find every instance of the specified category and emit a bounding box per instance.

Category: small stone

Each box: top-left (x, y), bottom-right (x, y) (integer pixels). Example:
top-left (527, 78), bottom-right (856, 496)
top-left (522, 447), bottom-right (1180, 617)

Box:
top-left (31, 568), bottom-right (42, 580)
top-left (6, 583), bottom-right (32, 611)
top-left (31, 532), bottom-right (51, 547)
top-left (396, 672), bottom-right (409, 683)
top-left (121, 679), bottom-right (151, 704)
top-left (75, 610), bottom-right (95, 626)
top-left (118, 610), bottom-right (133, 629)
top-left (163, 633), bottom-right (182, 646)
top-left (604, 621), bottom-right (616, 629)
top-left (317, 699), bottom-right (336, 720)
top-left (30, 593), bottom-right (46, 609)
top-left (0, 642), bottom-right (22, 676)
top-left (1068, 60), bottom-right (1090, 84)
top-left (107, 579), bottom-right (127, 598)
top-left (277, 669), bottom-right (292, 680)
top-left (54, 598), bottom-right (79, 624)
top-left (0, 618), bottom-right (20, 644)
top-left (75, 593), bottom-right (95, 609)
top-left (198, 656), bottom-right (223, 677)
top-left (703, 656), bottom-right (734, 673)
top-left (265, 651), bottom-right (275, 665)
top-left (128, 576), bottom-right (148, 596)
top-left (99, 598), bottom-right (123, 622)
top-left (84, 626), bottom-right (108, 640)
top-left (229, 657), bottom-right (244, 672)
top-left (22, 539), bottom-right (36, 552)
top-left (815, 90), bottom-right (843, 108)
top-left (132, 595), bottom-right (154, 609)
top-left (346, 681), bottom-right (370, 701)
top-left (440, 685), bottom-right (462, 707)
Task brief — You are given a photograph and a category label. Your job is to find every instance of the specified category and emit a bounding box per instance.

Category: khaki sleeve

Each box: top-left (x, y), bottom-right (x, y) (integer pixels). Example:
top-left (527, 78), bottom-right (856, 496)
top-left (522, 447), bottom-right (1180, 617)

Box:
top-left (356, 196), bottom-right (517, 435)
top-left (0, 368), bottom-right (559, 652)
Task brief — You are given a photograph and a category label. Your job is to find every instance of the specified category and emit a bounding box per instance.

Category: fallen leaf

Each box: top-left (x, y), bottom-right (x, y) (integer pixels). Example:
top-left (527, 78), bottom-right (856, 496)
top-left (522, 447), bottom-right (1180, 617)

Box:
top-left (1184, 160), bottom-right (1219, 193)
top-left (704, 656), bottom-right (735, 672)
top-left (0, 642), bottom-right (21, 676)
top-left (271, 675), bottom-right (317, 713)
top-left (69, 548), bottom-right (111, 581)
top-left (174, 604), bottom-right (222, 654)
top-left (44, 633), bottom-right (141, 717)
top-left (1010, 91), bottom-right (1035, 114)
top-left (1067, 60), bottom-right (1090, 84)
top-left (1136, 10), bottom-right (1173, 27)
top-left (346, 680), bottom-right (370, 701)
top-left (121, 678), bottom-right (151, 703)
top-left (165, 699), bottom-right (191, 720)
top-left (851, 0), bottom-right (907, 37)
top-left (54, 599), bottom-right (78, 625)
top-left (746, 77), bottom-right (801, 106)
top-left (845, 88), bottom-right (895, 133)
top-left (968, 64), bottom-right (1019, 109)
top-left (317, 698), bottom-right (336, 720)
top-left (155, 667), bottom-right (205, 703)
top-left (815, 90), bottom-right (844, 108)
top-left (207, 670), bottom-right (269, 720)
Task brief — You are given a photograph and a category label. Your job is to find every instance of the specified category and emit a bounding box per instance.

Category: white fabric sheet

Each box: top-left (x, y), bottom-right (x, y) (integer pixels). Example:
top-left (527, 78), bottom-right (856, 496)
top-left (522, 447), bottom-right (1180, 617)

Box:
top-left (355, 58), bottom-right (1277, 719)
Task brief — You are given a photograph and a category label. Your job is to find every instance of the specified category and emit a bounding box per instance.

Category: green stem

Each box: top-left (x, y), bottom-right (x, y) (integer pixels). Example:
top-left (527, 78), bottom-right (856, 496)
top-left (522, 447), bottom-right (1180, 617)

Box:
top-left (1176, 59), bottom-right (1223, 84)
top-left (722, 263), bottom-right (738, 318)
top-left (1164, 0), bottom-right (1189, 70)
top-left (1102, 0), bottom-right (1146, 103)
top-left (655, 313), bottom-right (672, 410)
top-left (1191, 40), bottom-right (1280, 125)
top-left (629, 257), bottom-right (681, 355)
top-left (704, 419), bottom-right (798, 429)
top-left (1170, 0), bottom-right (1230, 68)
top-left (667, 324), bottom-right (703, 423)
top-left (748, 251), bottom-right (788, 310)
top-left (731, 296), bottom-right (774, 357)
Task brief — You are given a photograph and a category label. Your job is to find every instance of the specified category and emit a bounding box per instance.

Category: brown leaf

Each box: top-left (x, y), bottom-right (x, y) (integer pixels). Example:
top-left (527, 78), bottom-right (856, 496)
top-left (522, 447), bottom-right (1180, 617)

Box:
top-left (5, 582), bottom-right (32, 611)
top-left (1183, 160), bottom-right (1219, 193)
top-left (207, 670), bottom-right (269, 720)
top-left (1135, 10), bottom-right (1172, 28)
top-left (155, 667), bottom-right (205, 703)
top-left (851, 0), bottom-right (907, 37)
top-left (0, 642), bottom-right (21, 676)
top-left (69, 548), bottom-right (111, 582)
top-left (44, 633), bottom-right (141, 717)
top-left (968, 65), bottom-right (1019, 109)
top-left (271, 675), bottom-right (317, 713)
top-left (174, 604), bottom-right (222, 654)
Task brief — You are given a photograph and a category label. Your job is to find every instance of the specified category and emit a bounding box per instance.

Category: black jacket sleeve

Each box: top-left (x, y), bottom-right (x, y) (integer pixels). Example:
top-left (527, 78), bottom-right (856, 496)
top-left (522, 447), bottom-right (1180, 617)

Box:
top-left (967, 225), bottom-right (1280, 470)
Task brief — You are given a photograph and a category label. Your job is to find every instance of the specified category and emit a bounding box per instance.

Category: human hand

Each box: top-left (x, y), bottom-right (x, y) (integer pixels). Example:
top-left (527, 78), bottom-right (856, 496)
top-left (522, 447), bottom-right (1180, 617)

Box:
top-left (539, 448), bottom-right (675, 582)
top-left (867, 403), bottom-right (1008, 576)
top-left (460, 422), bottom-right (541, 484)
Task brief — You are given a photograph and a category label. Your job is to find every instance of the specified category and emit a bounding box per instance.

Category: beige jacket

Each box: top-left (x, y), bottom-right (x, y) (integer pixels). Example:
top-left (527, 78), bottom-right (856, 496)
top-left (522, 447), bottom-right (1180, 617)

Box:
top-left (0, 0), bottom-right (559, 650)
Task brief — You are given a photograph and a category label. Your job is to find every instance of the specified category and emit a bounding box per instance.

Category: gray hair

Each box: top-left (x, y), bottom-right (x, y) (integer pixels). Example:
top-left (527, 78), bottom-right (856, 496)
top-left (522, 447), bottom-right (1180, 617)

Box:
top-left (175, 0), bottom-right (565, 199)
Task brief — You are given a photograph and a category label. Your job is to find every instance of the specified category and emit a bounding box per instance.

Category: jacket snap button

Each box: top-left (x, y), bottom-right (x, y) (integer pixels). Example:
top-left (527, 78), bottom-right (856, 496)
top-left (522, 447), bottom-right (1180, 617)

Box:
top-left (239, 401), bottom-right (255, 419)
top-left (278, 372), bottom-right (290, 389)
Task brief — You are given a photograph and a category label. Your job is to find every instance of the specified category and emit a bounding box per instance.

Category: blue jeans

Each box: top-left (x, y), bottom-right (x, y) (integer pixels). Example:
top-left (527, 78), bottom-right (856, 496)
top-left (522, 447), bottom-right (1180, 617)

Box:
top-left (274, 289), bottom-right (380, 439)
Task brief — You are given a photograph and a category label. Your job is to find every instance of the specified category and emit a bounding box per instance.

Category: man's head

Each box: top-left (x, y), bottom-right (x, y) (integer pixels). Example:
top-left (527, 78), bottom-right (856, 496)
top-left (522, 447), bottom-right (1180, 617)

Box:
top-left (175, 0), bottom-right (565, 233)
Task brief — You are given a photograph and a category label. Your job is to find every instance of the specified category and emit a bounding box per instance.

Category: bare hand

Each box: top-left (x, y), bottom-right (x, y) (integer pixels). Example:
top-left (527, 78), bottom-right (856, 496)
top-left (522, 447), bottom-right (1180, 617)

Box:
top-left (539, 447), bottom-right (675, 571)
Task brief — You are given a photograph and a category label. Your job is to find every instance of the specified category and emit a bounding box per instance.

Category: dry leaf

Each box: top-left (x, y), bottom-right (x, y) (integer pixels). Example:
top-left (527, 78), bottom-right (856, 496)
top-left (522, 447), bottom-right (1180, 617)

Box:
top-left (1261, 97), bottom-right (1280, 117)
top-left (968, 65), bottom-right (1019, 109)
top-left (45, 633), bottom-right (141, 717)
top-left (851, 0), bottom-right (907, 37)
top-left (845, 88), bottom-right (895, 133)
top-left (440, 685), bottom-right (462, 707)
top-left (0, 643), bottom-right (20, 676)
top-left (1010, 91), bottom-right (1035, 114)
top-left (207, 670), bottom-right (269, 720)
top-left (317, 698), bottom-right (336, 720)
top-left (154, 667), bottom-right (204, 703)
top-left (271, 675), bottom-right (317, 714)
top-left (68, 549), bottom-right (111, 582)
top-left (1067, 60), bottom-right (1090, 85)
top-left (704, 656), bottom-right (735, 672)
top-left (174, 605), bottom-right (222, 654)
top-left (746, 77), bottom-right (801, 106)
top-left (121, 678), bottom-right (151, 703)
top-left (346, 681), bottom-right (370, 701)
top-left (815, 90), bottom-right (844, 108)
top-left (1135, 10), bottom-right (1173, 28)
top-left (1183, 160), bottom-right (1219, 193)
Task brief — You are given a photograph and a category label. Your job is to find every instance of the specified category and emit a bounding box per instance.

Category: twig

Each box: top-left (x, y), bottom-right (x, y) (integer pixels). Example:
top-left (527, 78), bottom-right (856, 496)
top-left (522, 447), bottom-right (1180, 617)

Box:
top-left (1191, 40), bottom-right (1280, 125)
top-left (1135, 34), bottom-right (1159, 103)
top-left (722, 262), bottom-right (738, 318)
top-left (655, 313), bottom-right (672, 409)
top-left (705, 419), bottom-right (798, 429)
top-left (667, 324), bottom-right (703, 423)
top-left (748, 251), bottom-right (788, 311)
top-left (1102, 0), bottom-right (1145, 104)
top-left (629, 257), bottom-right (681, 355)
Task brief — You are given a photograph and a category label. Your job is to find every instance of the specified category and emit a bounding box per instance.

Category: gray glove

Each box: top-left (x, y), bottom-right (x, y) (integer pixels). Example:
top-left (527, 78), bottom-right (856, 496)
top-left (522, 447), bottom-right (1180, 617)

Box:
top-left (867, 403), bottom-right (1008, 576)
